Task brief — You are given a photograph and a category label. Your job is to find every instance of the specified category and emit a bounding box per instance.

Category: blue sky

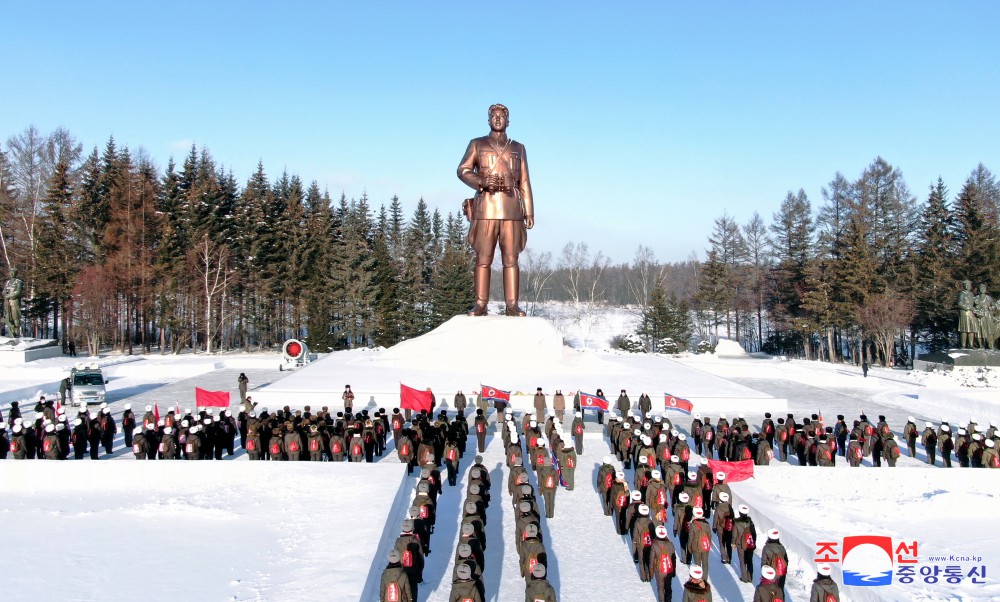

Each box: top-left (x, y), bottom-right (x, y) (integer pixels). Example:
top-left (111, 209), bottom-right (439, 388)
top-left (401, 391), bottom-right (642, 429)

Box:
top-left (3, 2), bottom-right (998, 263)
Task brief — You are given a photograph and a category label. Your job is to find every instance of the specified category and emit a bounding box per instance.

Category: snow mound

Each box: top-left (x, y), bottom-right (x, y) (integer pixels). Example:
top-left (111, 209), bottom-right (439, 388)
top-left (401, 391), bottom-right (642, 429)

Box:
top-left (0, 336), bottom-right (58, 351)
top-left (378, 315), bottom-right (566, 371)
top-left (714, 337), bottom-right (748, 357)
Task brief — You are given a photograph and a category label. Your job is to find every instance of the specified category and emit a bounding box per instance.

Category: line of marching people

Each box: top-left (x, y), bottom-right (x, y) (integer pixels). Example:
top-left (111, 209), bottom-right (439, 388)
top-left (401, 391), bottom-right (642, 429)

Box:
top-left (598, 411), bottom-right (842, 602)
top-left (501, 410), bottom-right (558, 602)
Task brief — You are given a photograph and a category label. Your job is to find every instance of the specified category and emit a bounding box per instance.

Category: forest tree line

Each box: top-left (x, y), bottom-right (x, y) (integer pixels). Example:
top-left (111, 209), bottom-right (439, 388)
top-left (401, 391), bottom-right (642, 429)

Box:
top-left (1, 126), bottom-right (995, 365)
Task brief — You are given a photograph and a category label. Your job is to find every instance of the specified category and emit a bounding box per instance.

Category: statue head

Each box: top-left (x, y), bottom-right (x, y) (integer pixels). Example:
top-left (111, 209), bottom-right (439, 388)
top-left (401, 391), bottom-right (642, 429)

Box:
top-left (8, 268), bottom-right (17, 278)
top-left (980, 284), bottom-right (988, 294)
top-left (964, 280), bottom-right (972, 290)
top-left (488, 103), bottom-right (509, 133)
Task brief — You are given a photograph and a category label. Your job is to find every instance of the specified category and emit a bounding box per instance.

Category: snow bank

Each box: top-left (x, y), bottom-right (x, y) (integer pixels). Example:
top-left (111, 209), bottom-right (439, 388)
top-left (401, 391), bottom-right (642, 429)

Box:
top-left (1, 462), bottom-right (407, 601)
top-left (714, 337), bottom-right (748, 357)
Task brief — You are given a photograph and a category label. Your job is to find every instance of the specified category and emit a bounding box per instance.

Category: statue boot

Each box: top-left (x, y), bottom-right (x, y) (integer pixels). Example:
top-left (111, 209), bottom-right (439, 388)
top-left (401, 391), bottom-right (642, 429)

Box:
top-left (468, 265), bottom-right (490, 316)
top-left (503, 266), bottom-right (526, 316)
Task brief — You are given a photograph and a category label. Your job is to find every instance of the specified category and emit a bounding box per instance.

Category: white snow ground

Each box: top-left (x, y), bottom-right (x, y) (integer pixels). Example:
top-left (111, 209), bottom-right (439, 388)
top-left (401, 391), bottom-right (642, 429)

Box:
top-left (2, 313), bottom-right (1000, 601)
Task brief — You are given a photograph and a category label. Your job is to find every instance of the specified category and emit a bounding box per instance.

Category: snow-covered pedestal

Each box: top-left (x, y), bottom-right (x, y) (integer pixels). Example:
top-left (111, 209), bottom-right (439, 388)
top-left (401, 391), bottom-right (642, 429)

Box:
top-left (250, 315), bottom-right (786, 414)
top-left (0, 337), bottom-right (63, 365)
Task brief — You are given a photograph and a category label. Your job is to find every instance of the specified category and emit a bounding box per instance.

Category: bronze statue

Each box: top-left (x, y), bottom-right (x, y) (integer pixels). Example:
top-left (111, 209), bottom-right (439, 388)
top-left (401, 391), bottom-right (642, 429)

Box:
top-left (974, 283), bottom-right (995, 350)
top-left (3, 267), bottom-right (23, 338)
top-left (958, 280), bottom-right (975, 348)
top-left (457, 103), bottom-right (534, 316)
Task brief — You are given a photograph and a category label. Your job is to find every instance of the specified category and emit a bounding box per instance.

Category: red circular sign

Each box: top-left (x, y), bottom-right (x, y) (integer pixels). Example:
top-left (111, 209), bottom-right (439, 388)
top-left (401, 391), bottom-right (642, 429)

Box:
top-left (286, 341), bottom-right (302, 358)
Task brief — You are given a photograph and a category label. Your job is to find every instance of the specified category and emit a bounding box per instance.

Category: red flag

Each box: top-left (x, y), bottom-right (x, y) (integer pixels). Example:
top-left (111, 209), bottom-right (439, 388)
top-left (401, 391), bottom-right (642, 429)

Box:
top-left (579, 392), bottom-right (609, 411)
top-left (195, 388), bottom-right (231, 408)
top-left (400, 384), bottom-right (433, 413)
top-left (708, 459), bottom-right (755, 483)
top-left (480, 385), bottom-right (510, 406)
top-left (664, 394), bottom-right (693, 414)
top-left (154, 403), bottom-right (160, 423)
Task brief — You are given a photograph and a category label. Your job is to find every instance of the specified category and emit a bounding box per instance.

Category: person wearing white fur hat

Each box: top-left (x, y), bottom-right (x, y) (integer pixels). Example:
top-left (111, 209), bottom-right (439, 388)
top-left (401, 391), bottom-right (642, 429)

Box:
top-left (687, 506), bottom-right (712, 579)
top-left (570, 410), bottom-right (585, 453)
top-left (810, 563), bottom-right (840, 601)
top-left (682, 564), bottom-right (712, 601)
top-left (920, 421), bottom-right (938, 466)
top-left (732, 503), bottom-right (758, 582)
top-left (938, 422), bottom-right (954, 468)
top-left (761, 529), bottom-right (789, 590)
top-left (754, 565), bottom-right (783, 601)
top-left (981, 438), bottom-right (999, 468)
top-left (882, 434), bottom-right (902, 467)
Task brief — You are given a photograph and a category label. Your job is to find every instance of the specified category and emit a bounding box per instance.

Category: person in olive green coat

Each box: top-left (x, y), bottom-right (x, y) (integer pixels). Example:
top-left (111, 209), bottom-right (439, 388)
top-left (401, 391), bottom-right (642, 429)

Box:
top-left (524, 563), bottom-right (556, 602)
top-left (810, 564), bottom-right (840, 602)
top-left (380, 548), bottom-right (414, 602)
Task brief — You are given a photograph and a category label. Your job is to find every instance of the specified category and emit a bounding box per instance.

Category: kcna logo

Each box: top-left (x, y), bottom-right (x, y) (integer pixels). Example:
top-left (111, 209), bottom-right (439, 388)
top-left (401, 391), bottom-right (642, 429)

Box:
top-left (815, 536), bottom-right (917, 586)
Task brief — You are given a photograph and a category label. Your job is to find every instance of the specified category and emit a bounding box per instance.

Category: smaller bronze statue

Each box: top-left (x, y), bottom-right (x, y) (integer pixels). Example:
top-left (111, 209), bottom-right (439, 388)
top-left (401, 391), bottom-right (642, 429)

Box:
top-left (3, 267), bottom-right (24, 338)
top-left (957, 280), bottom-right (975, 348)
top-left (974, 283), bottom-right (995, 350)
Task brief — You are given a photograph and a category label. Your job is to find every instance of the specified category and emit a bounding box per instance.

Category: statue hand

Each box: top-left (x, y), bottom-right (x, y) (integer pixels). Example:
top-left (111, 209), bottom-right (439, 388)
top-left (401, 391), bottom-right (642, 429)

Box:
top-left (524, 216), bottom-right (534, 229)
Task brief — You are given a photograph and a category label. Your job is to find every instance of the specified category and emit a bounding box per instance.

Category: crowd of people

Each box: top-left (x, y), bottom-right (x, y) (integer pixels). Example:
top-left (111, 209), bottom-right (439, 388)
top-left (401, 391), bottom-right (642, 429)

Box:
top-left (600, 411), bottom-right (840, 602)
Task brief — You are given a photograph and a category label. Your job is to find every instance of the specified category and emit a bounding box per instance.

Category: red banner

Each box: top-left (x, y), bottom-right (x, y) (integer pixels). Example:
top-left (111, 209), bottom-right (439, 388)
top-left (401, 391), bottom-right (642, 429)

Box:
top-left (400, 384), bottom-right (433, 413)
top-left (708, 459), bottom-right (755, 483)
top-left (580, 392), bottom-right (609, 411)
top-left (195, 387), bottom-right (231, 408)
top-left (664, 393), bottom-right (694, 414)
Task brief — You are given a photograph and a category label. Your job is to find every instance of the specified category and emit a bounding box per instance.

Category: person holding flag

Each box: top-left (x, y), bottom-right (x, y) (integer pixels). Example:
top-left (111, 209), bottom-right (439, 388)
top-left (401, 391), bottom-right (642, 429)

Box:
top-left (578, 390), bottom-right (609, 427)
top-left (480, 385), bottom-right (510, 419)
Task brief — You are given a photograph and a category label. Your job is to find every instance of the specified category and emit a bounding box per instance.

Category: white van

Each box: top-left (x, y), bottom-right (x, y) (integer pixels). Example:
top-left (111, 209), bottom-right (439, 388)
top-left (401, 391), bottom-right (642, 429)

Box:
top-left (69, 363), bottom-right (108, 407)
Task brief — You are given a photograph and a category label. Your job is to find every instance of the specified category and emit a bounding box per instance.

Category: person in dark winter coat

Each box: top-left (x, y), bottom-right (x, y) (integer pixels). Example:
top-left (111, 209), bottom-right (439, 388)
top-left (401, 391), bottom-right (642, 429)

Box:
top-left (122, 404), bottom-right (136, 447)
top-left (810, 563), bottom-right (840, 602)
top-left (649, 524), bottom-right (676, 602)
top-left (474, 409), bottom-right (488, 453)
top-left (682, 565), bottom-right (712, 602)
top-left (380, 548), bottom-right (414, 602)
top-left (99, 407), bottom-right (116, 454)
top-left (523, 563), bottom-right (556, 602)
top-left (87, 415), bottom-right (102, 459)
top-left (732, 504), bottom-right (757, 583)
top-left (761, 529), bottom-right (789, 590)
top-left (132, 427), bottom-right (149, 459)
top-left (753, 566), bottom-right (784, 602)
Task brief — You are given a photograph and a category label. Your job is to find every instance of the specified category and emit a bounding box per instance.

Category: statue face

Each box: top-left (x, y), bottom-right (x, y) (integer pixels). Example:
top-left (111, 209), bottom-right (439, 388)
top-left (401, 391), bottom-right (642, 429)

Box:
top-left (489, 108), bottom-right (508, 133)
top-left (9, 268), bottom-right (16, 278)
top-left (981, 284), bottom-right (988, 294)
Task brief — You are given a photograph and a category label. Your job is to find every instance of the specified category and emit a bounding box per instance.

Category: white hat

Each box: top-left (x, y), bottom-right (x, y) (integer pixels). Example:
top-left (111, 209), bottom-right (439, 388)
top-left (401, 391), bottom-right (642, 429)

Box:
top-left (45, 424), bottom-right (55, 433)
top-left (651, 470), bottom-right (661, 479)
top-left (687, 470), bottom-right (697, 480)
top-left (692, 507), bottom-right (704, 519)
top-left (537, 439), bottom-right (546, 447)
top-left (13, 425), bottom-right (22, 433)
top-left (163, 426), bottom-right (173, 434)
top-left (738, 504), bottom-right (750, 514)
top-left (633, 428), bottom-right (641, 436)
top-left (678, 434), bottom-right (687, 441)
top-left (925, 421), bottom-right (933, 427)
top-left (631, 490), bottom-right (642, 501)
top-left (958, 428), bottom-right (967, 435)
top-left (907, 416), bottom-right (915, 422)
top-left (100, 402), bottom-right (108, 409)
top-left (642, 436), bottom-right (652, 445)
top-left (207, 408), bottom-right (215, 415)
top-left (942, 424), bottom-right (950, 432)
top-left (638, 504), bottom-right (649, 515)
top-left (671, 429), bottom-right (678, 437)
top-left (700, 457), bottom-right (708, 465)
top-left (102, 407), bottom-right (110, 414)
top-left (639, 455), bottom-right (648, 464)
top-left (738, 413), bottom-right (745, 418)
top-left (56, 423), bottom-right (65, 431)
top-left (529, 420), bottom-right (537, 428)
top-left (574, 411), bottom-right (582, 418)
top-left (603, 455), bottom-right (612, 464)
top-left (186, 408), bottom-right (193, 414)
top-left (985, 439), bottom-right (995, 448)
top-left (73, 419), bottom-right (82, 426)
top-left (124, 404), bottom-right (131, 410)
top-left (719, 492), bottom-right (730, 502)
top-left (768, 529), bottom-right (780, 540)
top-left (690, 565), bottom-right (704, 579)
top-left (972, 433), bottom-right (982, 441)
top-left (655, 525), bottom-right (668, 539)
top-left (716, 471), bottom-right (726, 480)
top-left (817, 563), bottom-right (832, 576)
top-left (762, 566), bottom-right (776, 580)
top-left (678, 492), bottom-right (690, 503)
top-left (670, 455), bottom-right (679, 463)
top-left (720, 413), bottom-right (727, 419)
top-left (615, 470), bottom-right (625, 479)
top-left (145, 405), bottom-right (152, 412)
top-left (694, 413), bottom-right (701, 419)
top-left (0, 421), bottom-right (5, 429)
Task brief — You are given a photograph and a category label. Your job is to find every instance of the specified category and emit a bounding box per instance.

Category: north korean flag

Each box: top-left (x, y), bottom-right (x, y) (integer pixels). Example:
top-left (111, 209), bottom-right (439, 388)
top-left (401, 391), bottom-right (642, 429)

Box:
top-left (480, 385), bottom-right (511, 406)
top-left (664, 393), bottom-right (693, 414)
top-left (708, 459), bottom-right (755, 483)
top-left (579, 392), bottom-right (609, 411)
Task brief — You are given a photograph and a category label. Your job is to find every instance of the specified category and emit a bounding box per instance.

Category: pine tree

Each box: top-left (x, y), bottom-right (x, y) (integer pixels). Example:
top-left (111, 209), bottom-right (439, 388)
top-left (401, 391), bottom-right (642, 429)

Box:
top-left (34, 160), bottom-right (80, 343)
top-left (768, 189), bottom-right (814, 347)
top-left (913, 178), bottom-right (957, 351)
top-left (954, 169), bottom-right (1000, 289)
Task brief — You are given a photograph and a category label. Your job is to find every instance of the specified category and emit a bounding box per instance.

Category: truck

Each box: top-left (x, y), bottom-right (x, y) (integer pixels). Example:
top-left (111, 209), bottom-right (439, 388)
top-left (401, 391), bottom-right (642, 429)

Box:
top-left (69, 362), bottom-right (108, 407)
